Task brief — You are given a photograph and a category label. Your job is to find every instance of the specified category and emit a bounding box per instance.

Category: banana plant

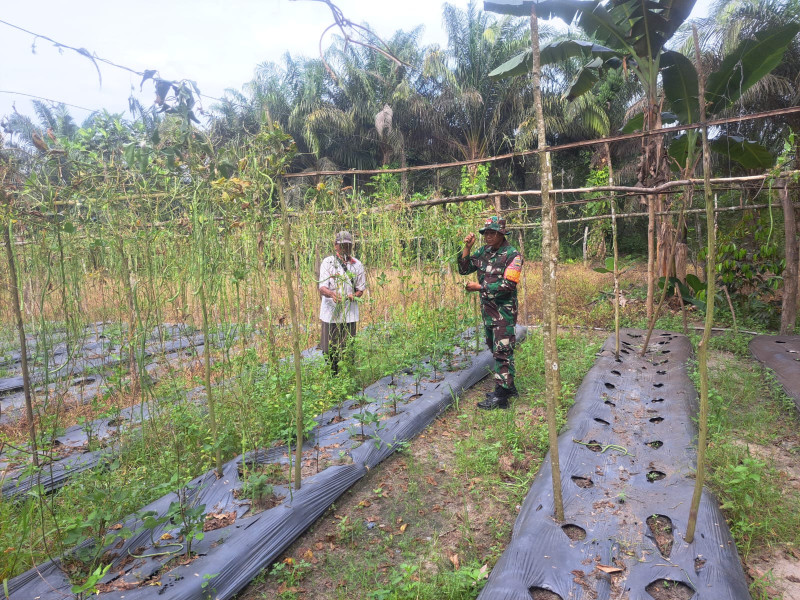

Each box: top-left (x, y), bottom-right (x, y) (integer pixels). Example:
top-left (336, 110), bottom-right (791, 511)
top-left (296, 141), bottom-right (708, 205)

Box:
top-left (654, 23), bottom-right (800, 172)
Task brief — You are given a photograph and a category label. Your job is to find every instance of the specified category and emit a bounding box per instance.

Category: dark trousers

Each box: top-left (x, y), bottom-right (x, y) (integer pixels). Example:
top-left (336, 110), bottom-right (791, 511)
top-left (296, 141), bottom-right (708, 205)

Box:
top-left (320, 321), bottom-right (357, 374)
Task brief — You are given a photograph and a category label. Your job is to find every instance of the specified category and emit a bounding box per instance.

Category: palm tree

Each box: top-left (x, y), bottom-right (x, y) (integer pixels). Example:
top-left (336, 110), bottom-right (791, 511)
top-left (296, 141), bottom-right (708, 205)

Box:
top-left (1, 101), bottom-right (81, 154)
top-left (423, 1), bottom-right (535, 162)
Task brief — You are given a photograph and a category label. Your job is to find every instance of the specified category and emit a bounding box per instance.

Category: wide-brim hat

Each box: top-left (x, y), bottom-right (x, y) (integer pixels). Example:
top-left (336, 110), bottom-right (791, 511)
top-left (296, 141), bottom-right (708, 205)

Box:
top-left (478, 216), bottom-right (507, 235)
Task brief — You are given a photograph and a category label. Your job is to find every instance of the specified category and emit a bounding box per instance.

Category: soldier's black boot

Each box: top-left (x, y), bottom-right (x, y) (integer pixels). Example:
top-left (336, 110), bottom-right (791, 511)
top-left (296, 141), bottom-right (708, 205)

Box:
top-left (485, 384), bottom-right (502, 400)
top-left (477, 386), bottom-right (511, 410)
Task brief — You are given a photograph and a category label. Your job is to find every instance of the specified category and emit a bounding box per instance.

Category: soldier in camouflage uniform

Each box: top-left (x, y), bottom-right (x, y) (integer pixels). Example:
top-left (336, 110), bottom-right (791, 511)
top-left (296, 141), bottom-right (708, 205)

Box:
top-left (458, 216), bottom-right (523, 409)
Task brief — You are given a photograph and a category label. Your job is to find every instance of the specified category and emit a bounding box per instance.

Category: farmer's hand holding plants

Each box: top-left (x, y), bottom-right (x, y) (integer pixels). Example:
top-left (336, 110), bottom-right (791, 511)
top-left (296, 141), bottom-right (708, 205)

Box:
top-left (464, 282), bottom-right (482, 292)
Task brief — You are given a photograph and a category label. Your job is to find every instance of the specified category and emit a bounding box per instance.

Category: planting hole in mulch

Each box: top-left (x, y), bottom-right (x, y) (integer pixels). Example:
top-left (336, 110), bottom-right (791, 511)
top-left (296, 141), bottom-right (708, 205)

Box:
top-left (571, 475), bottom-right (593, 488)
top-left (605, 382), bottom-right (616, 390)
top-left (621, 349), bottom-right (630, 355)
top-left (561, 524), bottom-right (587, 541)
top-left (646, 514), bottom-right (674, 557)
top-left (656, 370), bottom-right (667, 375)
top-left (645, 579), bottom-right (694, 600)
top-left (611, 370), bottom-right (621, 376)
top-left (646, 440), bottom-right (663, 449)
top-left (594, 417), bottom-right (610, 425)
top-left (203, 511), bottom-right (237, 532)
top-left (647, 470), bottom-right (666, 482)
top-left (776, 340), bottom-right (786, 343)
top-left (585, 440), bottom-right (603, 452)
top-left (694, 557), bottom-right (706, 573)
top-left (529, 587), bottom-right (563, 600)
top-left (649, 417), bottom-right (664, 424)
top-left (651, 397), bottom-right (664, 403)
top-left (605, 399), bottom-right (616, 407)
top-left (653, 383), bottom-right (664, 388)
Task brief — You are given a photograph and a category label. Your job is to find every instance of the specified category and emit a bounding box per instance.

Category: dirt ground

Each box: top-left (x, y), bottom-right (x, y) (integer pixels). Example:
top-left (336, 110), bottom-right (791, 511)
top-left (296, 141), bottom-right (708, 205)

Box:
top-left (232, 371), bottom-right (800, 600)
top-left (235, 377), bottom-right (528, 599)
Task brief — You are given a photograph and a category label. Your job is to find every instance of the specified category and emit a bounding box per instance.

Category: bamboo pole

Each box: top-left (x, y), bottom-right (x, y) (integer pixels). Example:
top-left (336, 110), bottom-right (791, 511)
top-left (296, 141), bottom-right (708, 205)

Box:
top-left (3, 217), bottom-right (39, 466)
top-left (780, 180), bottom-right (798, 334)
top-left (686, 26), bottom-right (716, 544)
top-left (606, 143), bottom-right (620, 360)
top-left (530, 2), bottom-right (564, 523)
top-left (266, 114), bottom-right (305, 491)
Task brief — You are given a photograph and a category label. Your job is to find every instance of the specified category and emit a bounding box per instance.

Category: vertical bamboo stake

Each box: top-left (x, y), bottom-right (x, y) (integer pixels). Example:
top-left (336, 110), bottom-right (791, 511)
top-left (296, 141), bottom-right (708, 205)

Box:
top-left (606, 143), bottom-right (620, 359)
top-left (118, 238), bottom-right (141, 397)
top-left (530, 2), bottom-right (564, 522)
top-left (3, 217), bottom-right (39, 466)
top-left (647, 196), bottom-right (655, 325)
top-left (686, 26), bottom-right (715, 543)
top-left (266, 113), bottom-right (305, 491)
top-left (780, 180), bottom-right (798, 334)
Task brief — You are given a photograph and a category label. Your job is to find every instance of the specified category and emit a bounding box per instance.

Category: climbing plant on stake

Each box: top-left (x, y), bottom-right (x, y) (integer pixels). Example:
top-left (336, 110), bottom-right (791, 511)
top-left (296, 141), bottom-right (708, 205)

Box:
top-left (686, 25), bottom-right (715, 544)
top-left (260, 111), bottom-right (305, 491)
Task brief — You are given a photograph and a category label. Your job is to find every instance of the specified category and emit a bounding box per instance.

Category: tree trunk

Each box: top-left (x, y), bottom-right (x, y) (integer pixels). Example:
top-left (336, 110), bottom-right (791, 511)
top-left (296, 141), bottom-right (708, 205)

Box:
top-left (531, 3), bottom-right (564, 523)
top-left (780, 180), bottom-right (798, 334)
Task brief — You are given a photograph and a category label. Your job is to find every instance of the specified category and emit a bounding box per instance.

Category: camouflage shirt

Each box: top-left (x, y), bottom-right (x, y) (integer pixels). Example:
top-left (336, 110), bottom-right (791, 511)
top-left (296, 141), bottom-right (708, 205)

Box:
top-left (457, 243), bottom-right (523, 306)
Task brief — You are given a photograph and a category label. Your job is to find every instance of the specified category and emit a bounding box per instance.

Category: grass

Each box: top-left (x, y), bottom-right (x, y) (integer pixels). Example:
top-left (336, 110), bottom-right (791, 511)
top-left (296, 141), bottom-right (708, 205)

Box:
top-left (700, 351), bottom-right (800, 560)
top-left (236, 330), bottom-right (605, 600)
top-left (2, 260), bottom-right (798, 598)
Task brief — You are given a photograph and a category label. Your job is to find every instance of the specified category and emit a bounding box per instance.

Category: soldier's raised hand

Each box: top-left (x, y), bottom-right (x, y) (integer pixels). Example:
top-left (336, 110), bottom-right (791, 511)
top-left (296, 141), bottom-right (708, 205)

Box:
top-left (464, 232), bottom-right (476, 250)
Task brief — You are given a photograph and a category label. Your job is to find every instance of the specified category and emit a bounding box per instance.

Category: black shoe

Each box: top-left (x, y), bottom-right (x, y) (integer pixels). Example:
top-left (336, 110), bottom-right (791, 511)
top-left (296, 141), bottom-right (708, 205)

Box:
top-left (485, 385), bottom-right (502, 400)
top-left (478, 388), bottom-right (510, 410)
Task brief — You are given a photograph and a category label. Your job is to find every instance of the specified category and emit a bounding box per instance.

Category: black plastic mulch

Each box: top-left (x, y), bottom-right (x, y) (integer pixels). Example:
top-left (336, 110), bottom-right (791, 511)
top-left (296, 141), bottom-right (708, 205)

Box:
top-left (1, 325), bottom-right (231, 499)
top-left (750, 335), bottom-right (800, 412)
top-left (479, 329), bottom-right (750, 600)
top-left (0, 323), bottom-right (212, 423)
top-left (7, 326), bottom-right (526, 600)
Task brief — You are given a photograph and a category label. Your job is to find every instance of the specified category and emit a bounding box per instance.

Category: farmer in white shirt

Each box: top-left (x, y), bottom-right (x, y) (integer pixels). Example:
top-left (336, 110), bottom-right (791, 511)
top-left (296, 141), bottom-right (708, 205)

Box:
top-left (318, 230), bottom-right (366, 374)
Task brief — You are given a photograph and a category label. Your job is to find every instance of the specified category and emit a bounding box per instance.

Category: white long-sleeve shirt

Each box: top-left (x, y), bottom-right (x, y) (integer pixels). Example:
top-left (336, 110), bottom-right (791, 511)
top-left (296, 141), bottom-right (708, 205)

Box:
top-left (318, 255), bottom-right (366, 323)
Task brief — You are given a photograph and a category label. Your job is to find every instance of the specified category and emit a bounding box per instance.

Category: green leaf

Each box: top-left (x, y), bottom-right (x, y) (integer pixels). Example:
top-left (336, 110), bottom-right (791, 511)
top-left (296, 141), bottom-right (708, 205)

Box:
top-left (541, 39), bottom-right (621, 65)
top-left (61, 222), bottom-right (76, 234)
top-left (564, 58), bottom-right (602, 100)
top-left (622, 111), bottom-right (680, 134)
top-left (685, 274), bottom-right (704, 294)
top-left (667, 132), bottom-right (698, 171)
top-left (661, 50), bottom-right (699, 125)
top-left (710, 135), bottom-right (774, 169)
top-left (621, 113), bottom-right (644, 133)
top-left (706, 23), bottom-right (800, 115)
top-left (484, 0), bottom-right (594, 23)
top-left (488, 50), bottom-right (531, 80)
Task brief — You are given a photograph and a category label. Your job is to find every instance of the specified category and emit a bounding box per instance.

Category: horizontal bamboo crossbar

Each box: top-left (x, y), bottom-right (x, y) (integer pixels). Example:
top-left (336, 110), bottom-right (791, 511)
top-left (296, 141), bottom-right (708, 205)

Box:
top-left (283, 106), bottom-right (800, 179)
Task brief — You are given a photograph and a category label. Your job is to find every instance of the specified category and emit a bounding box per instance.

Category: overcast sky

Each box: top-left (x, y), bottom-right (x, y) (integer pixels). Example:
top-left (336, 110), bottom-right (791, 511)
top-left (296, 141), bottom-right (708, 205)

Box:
top-left (1, 0), bottom-right (713, 128)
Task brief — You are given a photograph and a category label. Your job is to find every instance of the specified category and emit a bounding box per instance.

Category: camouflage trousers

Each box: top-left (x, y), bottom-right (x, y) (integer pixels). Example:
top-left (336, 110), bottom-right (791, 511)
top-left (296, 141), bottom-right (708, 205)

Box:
top-left (482, 301), bottom-right (517, 389)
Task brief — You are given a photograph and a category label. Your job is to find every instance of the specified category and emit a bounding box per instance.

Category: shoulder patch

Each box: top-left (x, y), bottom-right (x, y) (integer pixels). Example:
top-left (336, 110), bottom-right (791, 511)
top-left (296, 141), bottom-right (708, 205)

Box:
top-left (504, 255), bottom-right (522, 283)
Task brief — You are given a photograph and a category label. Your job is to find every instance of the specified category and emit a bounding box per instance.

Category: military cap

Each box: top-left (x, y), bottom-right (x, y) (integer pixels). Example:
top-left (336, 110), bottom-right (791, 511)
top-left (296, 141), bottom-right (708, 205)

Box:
top-left (478, 216), bottom-right (507, 235)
